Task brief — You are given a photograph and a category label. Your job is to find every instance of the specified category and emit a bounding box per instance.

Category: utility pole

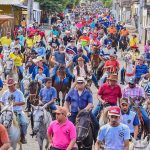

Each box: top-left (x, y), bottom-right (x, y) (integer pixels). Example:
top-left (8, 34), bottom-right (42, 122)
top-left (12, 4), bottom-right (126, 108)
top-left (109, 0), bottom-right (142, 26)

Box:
top-left (138, 0), bottom-right (143, 43)
top-left (27, 0), bottom-right (34, 26)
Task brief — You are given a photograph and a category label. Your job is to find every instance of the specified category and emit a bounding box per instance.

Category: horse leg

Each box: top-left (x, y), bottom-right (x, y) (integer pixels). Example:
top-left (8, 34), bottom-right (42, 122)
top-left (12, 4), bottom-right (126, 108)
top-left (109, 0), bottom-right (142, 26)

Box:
top-left (19, 142), bottom-right (22, 150)
top-left (45, 139), bottom-right (49, 150)
top-left (37, 136), bottom-right (43, 150)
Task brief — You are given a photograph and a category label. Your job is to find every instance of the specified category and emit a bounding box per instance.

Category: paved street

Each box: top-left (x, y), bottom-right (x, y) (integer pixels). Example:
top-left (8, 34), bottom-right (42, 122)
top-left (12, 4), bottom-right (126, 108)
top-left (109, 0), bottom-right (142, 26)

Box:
top-left (0, 26), bottom-right (145, 150)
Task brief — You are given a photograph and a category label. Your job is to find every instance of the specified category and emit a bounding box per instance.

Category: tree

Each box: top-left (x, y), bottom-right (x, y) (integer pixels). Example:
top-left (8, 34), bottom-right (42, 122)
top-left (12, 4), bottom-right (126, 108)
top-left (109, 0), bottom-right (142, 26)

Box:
top-left (35, 0), bottom-right (70, 13)
top-left (100, 0), bottom-right (112, 8)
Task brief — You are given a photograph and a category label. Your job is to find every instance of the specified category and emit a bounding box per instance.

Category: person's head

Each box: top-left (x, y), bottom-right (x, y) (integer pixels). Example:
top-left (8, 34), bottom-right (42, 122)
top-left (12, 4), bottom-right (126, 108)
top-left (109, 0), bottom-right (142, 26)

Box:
top-left (51, 43), bottom-right (57, 49)
top-left (77, 48), bottom-right (83, 56)
top-left (107, 42), bottom-right (112, 49)
top-left (83, 30), bottom-right (87, 36)
top-left (38, 67), bottom-right (43, 74)
top-left (65, 30), bottom-right (70, 36)
top-left (132, 34), bottom-right (137, 39)
top-left (110, 54), bottom-right (116, 60)
top-left (108, 74), bottom-right (118, 86)
top-left (33, 56), bottom-right (43, 66)
top-left (53, 35), bottom-right (57, 40)
top-left (6, 78), bottom-right (16, 92)
top-left (70, 40), bottom-right (75, 46)
top-left (99, 32), bottom-right (104, 38)
top-left (76, 77), bottom-right (86, 91)
top-left (77, 57), bottom-right (84, 66)
top-left (123, 27), bottom-right (126, 30)
top-left (137, 55), bottom-right (145, 65)
top-left (147, 40), bottom-right (150, 46)
top-left (45, 77), bottom-right (52, 88)
top-left (18, 30), bottom-right (22, 35)
top-left (107, 33), bottom-right (111, 39)
top-left (59, 45), bottom-right (65, 52)
top-left (15, 38), bottom-right (20, 44)
top-left (14, 45), bottom-right (20, 54)
top-left (110, 24), bottom-right (114, 28)
top-left (55, 106), bottom-right (67, 122)
top-left (36, 41), bottom-right (41, 47)
top-left (108, 106), bottom-right (121, 126)
top-left (6, 32), bottom-right (11, 38)
top-left (128, 77), bottom-right (136, 88)
top-left (120, 98), bottom-right (129, 113)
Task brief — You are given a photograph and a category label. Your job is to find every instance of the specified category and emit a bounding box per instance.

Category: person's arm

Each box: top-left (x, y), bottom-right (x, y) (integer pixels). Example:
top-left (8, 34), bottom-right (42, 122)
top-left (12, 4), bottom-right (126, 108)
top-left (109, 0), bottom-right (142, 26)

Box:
top-left (95, 140), bottom-right (104, 150)
top-left (66, 139), bottom-right (76, 150)
top-left (64, 90), bottom-right (72, 115)
top-left (51, 55), bottom-right (59, 65)
top-left (13, 92), bottom-right (25, 106)
top-left (47, 124), bottom-right (53, 148)
top-left (124, 140), bottom-right (129, 150)
top-left (46, 88), bottom-right (57, 105)
top-left (0, 143), bottom-right (10, 150)
top-left (85, 92), bottom-right (94, 111)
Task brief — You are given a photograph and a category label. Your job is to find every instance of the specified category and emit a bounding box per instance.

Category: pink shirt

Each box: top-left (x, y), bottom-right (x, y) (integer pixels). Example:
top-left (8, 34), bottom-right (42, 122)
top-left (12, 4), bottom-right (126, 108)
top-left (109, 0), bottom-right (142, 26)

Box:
top-left (47, 119), bottom-right (76, 149)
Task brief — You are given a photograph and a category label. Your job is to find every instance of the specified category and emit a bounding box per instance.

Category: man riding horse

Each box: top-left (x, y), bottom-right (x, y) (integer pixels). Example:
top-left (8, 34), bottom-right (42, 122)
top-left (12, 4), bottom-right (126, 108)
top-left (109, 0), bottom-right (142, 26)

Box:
top-left (73, 57), bottom-right (99, 88)
top-left (64, 77), bottom-right (99, 142)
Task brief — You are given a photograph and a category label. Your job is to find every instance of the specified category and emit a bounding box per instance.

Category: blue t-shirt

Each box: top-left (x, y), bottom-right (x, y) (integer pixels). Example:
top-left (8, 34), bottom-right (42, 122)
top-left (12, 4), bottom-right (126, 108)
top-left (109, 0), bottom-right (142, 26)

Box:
top-left (0, 78), bottom-right (3, 88)
top-left (135, 64), bottom-right (149, 78)
top-left (0, 89), bottom-right (25, 111)
top-left (65, 88), bottom-right (93, 112)
top-left (39, 87), bottom-right (57, 103)
top-left (97, 123), bottom-right (130, 150)
top-left (54, 51), bottom-right (66, 64)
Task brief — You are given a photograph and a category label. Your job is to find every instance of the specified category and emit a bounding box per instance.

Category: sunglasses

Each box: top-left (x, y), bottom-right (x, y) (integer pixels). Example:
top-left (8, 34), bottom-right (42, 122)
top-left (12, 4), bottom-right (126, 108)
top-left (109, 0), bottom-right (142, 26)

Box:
top-left (77, 82), bottom-right (84, 84)
top-left (110, 115), bottom-right (119, 118)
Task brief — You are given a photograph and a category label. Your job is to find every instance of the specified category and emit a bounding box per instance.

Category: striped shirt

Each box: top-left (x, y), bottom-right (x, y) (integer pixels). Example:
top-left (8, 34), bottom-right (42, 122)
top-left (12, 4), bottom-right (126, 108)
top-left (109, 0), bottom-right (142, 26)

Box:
top-left (123, 85), bottom-right (145, 99)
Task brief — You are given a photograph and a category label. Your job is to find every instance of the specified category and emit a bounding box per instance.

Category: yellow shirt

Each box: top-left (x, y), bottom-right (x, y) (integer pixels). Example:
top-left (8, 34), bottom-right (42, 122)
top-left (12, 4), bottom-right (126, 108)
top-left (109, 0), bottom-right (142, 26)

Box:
top-left (33, 35), bottom-right (41, 44)
top-left (9, 52), bottom-right (24, 66)
top-left (0, 36), bottom-right (12, 46)
top-left (26, 38), bottom-right (34, 48)
top-left (130, 37), bottom-right (138, 47)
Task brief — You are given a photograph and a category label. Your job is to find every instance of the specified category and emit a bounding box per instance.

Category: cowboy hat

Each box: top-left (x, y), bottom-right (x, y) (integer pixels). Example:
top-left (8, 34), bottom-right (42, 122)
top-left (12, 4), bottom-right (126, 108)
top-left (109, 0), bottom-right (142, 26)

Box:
top-left (107, 74), bottom-right (118, 81)
top-left (6, 78), bottom-right (17, 86)
top-left (33, 56), bottom-right (43, 63)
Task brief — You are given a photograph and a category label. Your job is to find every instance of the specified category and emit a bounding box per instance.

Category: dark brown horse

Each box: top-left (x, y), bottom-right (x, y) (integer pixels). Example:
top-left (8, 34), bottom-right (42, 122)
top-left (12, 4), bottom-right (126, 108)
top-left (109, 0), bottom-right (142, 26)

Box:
top-left (90, 46), bottom-right (103, 79)
top-left (76, 110), bottom-right (94, 150)
top-left (26, 81), bottom-right (41, 111)
top-left (129, 96), bottom-right (149, 138)
top-left (52, 65), bottom-right (72, 106)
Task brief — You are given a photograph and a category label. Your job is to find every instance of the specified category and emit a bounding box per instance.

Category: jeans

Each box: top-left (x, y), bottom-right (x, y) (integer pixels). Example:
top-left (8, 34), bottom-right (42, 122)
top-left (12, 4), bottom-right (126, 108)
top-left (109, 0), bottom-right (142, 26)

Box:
top-left (92, 102), bottom-right (116, 118)
top-left (92, 74), bottom-right (98, 86)
top-left (83, 46), bottom-right (90, 55)
top-left (17, 66), bottom-right (24, 74)
top-left (15, 111), bottom-right (28, 136)
top-left (120, 67), bottom-right (125, 83)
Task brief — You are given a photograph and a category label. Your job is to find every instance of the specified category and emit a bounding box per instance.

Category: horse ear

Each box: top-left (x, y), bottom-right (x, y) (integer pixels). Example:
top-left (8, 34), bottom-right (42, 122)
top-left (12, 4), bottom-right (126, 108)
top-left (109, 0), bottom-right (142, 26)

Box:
top-left (31, 104), bottom-right (36, 109)
top-left (131, 136), bottom-right (137, 144)
top-left (143, 136), bottom-right (148, 145)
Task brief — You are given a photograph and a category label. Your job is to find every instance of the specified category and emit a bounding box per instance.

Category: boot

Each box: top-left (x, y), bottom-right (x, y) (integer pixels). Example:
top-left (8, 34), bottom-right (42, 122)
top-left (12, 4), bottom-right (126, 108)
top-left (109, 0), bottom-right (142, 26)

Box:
top-left (20, 134), bottom-right (27, 144)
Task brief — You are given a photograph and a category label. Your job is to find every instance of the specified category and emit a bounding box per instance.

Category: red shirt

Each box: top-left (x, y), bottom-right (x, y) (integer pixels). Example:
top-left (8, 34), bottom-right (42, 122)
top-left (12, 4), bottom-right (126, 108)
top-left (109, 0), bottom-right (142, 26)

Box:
top-left (0, 124), bottom-right (9, 147)
top-left (104, 60), bottom-right (119, 73)
top-left (98, 83), bottom-right (122, 104)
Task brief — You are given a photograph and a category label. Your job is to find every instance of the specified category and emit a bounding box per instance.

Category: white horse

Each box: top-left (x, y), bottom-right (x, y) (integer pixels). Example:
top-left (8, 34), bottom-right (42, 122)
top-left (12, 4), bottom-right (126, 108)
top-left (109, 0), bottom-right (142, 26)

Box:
top-left (129, 136), bottom-right (149, 150)
top-left (0, 105), bottom-right (22, 150)
top-left (31, 105), bottom-right (52, 150)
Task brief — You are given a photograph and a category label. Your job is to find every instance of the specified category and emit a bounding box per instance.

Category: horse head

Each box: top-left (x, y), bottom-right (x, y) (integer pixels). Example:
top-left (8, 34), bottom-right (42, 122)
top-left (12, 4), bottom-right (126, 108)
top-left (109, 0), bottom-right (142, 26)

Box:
top-left (29, 80), bottom-right (41, 96)
top-left (0, 105), bottom-right (14, 129)
top-left (31, 104), bottom-right (51, 134)
top-left (76, 110), bottom-right (92, 142)
top-left (130, 136), bottom-right (149, 150)
top-left (57, 65), bottom-right (66, 80)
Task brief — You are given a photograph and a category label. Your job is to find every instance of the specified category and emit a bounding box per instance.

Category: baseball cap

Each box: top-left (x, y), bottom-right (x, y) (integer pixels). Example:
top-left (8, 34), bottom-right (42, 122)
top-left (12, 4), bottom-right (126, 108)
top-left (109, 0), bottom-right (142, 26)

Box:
top-left (76, 77), bottom-right (85, 83)
top-left (108, 106), bottom-right (121, 116)
top-left (128, 77), bottom-right (135, 84)
top-left (120, 98), bottom-right (128, 104)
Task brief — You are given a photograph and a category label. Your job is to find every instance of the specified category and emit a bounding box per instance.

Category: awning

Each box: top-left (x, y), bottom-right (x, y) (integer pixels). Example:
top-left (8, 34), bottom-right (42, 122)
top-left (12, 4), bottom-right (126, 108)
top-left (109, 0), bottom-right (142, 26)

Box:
top-left (0, 0), bottom-right (22, 5)
top-left (0, 15), bottom-right (14, 25)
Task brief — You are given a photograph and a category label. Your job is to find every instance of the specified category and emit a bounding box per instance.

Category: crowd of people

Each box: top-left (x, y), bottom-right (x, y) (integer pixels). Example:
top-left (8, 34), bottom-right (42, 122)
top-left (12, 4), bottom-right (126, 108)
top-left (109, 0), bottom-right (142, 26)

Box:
top-left (0, 2), bottom-right (150, 150)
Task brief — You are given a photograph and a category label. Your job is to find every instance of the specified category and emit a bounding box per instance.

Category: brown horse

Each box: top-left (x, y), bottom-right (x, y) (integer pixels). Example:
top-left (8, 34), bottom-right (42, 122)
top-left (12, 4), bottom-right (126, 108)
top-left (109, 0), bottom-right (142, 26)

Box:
top-left (52, 65), bottom-right (72, 106)
top-left (90, 46), bottom-right (103, 79)
top-left (129, 96), bottom-right (148, 138)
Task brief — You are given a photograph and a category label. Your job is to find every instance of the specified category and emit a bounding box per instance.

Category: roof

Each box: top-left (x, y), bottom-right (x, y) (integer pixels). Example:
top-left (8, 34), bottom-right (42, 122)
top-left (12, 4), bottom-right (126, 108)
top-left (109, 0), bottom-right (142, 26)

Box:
top-left (0, 0), bottom-right (22, 5)
top-left (0, 15), bottom-right (14, 25)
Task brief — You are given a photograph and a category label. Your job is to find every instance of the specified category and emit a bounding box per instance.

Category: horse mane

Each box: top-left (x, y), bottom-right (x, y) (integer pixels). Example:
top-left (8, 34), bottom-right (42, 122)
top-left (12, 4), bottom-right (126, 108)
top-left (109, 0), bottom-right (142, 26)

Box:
top-left (99, 107), bottom-right (109, 126)
top-left (76, 110), bottom-right (90, 119)
top-left (12, 113), bottom-right (19, 128)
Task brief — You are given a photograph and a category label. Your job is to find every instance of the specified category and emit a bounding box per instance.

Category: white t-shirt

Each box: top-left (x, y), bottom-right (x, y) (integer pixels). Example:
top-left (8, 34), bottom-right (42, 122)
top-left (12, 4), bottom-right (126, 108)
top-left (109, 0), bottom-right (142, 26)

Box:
top-left (97, 123), bottom-right (130, 150)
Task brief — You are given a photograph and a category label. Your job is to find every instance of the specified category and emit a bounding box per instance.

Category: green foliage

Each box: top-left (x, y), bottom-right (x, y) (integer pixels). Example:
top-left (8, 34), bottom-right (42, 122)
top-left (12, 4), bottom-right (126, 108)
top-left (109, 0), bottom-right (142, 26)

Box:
top-left (35, 0), bottom-right (81, 12)
top-left (100, 0), bottom-right (112, 8)
top-left (35, 0), bottom-right (70, 12)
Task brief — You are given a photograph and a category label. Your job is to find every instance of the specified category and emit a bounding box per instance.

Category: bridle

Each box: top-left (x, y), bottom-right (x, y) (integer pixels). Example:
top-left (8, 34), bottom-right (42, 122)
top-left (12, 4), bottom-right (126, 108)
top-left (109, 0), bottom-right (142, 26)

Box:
top-left (1, 110), bottom-right (13, 128)
top-left (76, 118), bottom-right (93, 149)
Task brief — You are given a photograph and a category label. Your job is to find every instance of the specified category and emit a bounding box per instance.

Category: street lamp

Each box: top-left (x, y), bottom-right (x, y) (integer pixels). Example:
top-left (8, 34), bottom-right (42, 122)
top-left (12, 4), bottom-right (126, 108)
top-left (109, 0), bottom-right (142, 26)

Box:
top-left (144, 26), bottom-right (150, 45)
